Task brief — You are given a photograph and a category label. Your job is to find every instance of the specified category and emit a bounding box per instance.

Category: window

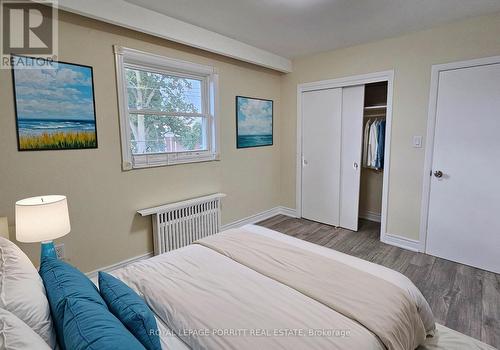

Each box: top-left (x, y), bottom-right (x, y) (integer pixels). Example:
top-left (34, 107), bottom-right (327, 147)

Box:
top-left (114, 46), bottom-right (219, 169)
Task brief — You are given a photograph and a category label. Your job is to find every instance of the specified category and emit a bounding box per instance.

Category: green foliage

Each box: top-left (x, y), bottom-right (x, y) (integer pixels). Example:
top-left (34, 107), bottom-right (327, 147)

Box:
top-left (126, 69), bottom-right (203, 153)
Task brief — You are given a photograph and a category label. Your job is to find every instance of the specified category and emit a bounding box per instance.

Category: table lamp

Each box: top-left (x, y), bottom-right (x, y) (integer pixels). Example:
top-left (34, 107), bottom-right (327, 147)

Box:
top-left (15, 195), bottom-right (70, 259)
top-left (0, 217), bottom-right (9, 239)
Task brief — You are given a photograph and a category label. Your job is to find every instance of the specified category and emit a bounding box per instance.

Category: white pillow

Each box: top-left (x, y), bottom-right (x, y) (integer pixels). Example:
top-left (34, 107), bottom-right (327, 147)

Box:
top-left (0, 237), bottom-right (56, 349)
top-left (0, 308), bottom-right (51, 349)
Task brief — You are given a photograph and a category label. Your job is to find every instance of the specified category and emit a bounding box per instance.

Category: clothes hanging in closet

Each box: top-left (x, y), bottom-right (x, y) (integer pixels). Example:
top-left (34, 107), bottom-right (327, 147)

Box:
top-left (368, 120), bottom-right (378, 168)
top-left (363, 120), bottom-right (371, 166)
top-left (375, 120), bottom-right (386, 169)
top-left (364, 119), bottom-right (385, 170)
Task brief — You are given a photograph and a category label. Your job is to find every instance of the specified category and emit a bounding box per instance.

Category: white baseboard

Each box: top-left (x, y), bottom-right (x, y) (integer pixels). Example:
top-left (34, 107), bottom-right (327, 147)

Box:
top-left (277, 206), bottom-right (298, 218)
top-left (221, 206), bottom-right (297, 231)
top-left (86, 252), bottom-right (153, 283)
top-left (381, 233), bottom-right (420, 252)
top-left (359, 210), bottom-right (381, 223)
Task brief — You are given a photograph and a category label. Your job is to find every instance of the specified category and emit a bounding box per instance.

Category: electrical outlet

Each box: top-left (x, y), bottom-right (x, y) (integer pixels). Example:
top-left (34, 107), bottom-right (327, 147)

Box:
top-left (55, 243), bottom-right (65, 260)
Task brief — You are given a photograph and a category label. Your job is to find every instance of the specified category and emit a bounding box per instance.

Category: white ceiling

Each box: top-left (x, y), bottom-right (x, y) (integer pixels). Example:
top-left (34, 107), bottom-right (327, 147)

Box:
top-left (124, 0), bottom-right (500, 58)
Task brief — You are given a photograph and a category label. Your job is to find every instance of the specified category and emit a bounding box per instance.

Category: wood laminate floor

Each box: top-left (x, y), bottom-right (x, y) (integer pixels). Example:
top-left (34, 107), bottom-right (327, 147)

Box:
top-left (257, 215), bottom-right (500, 348)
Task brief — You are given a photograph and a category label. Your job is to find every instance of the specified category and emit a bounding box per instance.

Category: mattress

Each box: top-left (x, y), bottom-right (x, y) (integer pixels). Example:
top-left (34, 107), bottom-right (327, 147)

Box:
top-left (112, 224), bottom-right (496, 350)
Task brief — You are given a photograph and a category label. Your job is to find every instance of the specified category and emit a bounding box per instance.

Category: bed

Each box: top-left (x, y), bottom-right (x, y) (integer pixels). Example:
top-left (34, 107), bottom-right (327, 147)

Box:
top-left (1, 224), bottom-right (495, 349)
top-left (111, 224), bottom-right (496, 350)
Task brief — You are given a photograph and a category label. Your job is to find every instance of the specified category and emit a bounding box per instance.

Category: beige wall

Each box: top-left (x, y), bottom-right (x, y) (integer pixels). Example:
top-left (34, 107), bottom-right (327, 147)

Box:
top-left (2, 10), bottom-right (500, 271)
top-left (359, 170), bottom-right (383, 216)
top-left (0, 12), bottom-right (283, 272)
top-left (280, 12), bottom-right (500, 240)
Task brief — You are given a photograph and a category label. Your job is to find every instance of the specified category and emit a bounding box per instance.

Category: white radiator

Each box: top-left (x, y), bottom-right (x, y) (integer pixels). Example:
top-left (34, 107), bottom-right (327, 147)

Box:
top-left (138, 193), bottom-right (226, 255)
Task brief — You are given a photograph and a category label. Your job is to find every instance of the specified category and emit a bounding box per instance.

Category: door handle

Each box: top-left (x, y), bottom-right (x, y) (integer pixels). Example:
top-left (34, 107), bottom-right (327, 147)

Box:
top-left (433, 170), bottom-right (443, 178)
top-left (353, 162), bottom-right (359, 170)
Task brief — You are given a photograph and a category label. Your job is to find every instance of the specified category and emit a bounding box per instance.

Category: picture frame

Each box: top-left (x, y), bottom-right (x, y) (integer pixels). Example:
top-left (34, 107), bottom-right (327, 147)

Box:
top-left (11, 55), bottom-right (98, 151)
top-left (236, 96), bottom-right (273, 149)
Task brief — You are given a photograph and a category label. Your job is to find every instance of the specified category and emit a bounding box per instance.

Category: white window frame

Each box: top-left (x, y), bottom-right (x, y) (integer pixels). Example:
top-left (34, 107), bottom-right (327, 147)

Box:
top-left (114, 45), bottom-right (220, 170)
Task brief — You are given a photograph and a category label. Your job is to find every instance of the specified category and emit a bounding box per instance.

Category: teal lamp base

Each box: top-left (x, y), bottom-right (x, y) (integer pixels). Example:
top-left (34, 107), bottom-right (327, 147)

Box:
top-left (41, 241), bottom-right (57, 259)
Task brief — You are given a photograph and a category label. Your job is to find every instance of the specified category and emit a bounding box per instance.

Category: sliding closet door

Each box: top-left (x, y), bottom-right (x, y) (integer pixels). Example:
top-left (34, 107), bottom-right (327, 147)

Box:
top-left (339, 86), bottom-right (365, 231)
top-left (301, 88), bottom-right (342, 226)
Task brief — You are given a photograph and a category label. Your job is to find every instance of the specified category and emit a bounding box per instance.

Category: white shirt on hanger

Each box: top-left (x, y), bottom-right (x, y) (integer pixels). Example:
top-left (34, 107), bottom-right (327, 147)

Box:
top-left (368, 120), bottom-right (379, 168)
top-left (363, 120), bottom-right (371, 166)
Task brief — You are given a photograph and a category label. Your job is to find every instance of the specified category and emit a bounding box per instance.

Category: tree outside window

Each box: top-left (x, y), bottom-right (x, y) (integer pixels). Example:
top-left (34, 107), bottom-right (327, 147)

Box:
top-left (126, 68), bottom-right (205, 154)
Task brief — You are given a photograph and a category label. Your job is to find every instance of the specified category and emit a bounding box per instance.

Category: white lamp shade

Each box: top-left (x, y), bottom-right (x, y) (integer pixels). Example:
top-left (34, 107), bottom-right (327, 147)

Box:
top-left (0, 217), bottom-right (9, 239)
top-left (15, 195), bottom-right (71, 243)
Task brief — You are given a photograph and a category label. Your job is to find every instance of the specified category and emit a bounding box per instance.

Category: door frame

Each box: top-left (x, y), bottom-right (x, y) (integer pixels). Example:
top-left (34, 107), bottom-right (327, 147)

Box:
top-left (296, 70), bottom-right (394, 240)
top-left (419, 55), bottom-right (500, 253)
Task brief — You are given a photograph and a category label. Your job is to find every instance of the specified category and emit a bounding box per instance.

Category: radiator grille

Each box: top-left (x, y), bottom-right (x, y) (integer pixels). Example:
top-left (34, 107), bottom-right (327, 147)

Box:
top-left (138, 193), bottom-right (225, 255)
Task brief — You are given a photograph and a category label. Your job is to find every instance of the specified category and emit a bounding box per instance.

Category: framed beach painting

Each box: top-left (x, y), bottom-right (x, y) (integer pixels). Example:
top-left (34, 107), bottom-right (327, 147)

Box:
top-left (236, 96), bottom-right (273, 148)
top-left (11, 55), bottom-right (97, 151)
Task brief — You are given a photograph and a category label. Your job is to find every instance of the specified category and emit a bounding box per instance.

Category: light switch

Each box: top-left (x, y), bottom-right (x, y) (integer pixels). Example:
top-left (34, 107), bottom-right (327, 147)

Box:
top-left (412, 136), bottom-right (423, 148)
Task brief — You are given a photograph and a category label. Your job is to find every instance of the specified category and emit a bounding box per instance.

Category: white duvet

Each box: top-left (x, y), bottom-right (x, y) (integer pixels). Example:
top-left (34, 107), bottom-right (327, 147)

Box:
top-left (111, 224), bottom-right (496, 350)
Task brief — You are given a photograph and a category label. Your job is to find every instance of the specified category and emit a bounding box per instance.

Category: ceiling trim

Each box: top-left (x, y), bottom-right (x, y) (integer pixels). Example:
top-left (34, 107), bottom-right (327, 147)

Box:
top-left (57, 0), bottom-right (292, 73)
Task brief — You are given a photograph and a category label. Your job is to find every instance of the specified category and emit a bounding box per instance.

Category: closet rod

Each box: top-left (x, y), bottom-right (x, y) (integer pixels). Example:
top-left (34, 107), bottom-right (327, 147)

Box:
top-left (364, 105), bottom-right (387, 110)
top-left (364, 113), bottom-right (386, 118)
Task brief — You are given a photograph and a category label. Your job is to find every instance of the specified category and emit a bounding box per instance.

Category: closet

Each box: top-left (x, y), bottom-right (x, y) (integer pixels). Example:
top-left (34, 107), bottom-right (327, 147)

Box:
top-left (300, 79), bottom-right (389, 232)
top-left (359, 82), bottom-right (388, 223)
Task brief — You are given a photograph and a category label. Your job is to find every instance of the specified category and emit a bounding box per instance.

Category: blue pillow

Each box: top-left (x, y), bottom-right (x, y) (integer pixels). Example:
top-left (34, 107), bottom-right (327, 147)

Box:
top-left (64, 298), bottom-right (145, 350)
top-left (39, 257), bottom-right (106, 349)
top-left (98, 272), bottom-right (161, 350)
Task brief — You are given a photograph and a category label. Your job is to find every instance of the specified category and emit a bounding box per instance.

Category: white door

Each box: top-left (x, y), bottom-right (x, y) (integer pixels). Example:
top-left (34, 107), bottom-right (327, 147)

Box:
top-left (301, 88), bottom-right (342, 226)
top-left (426, 63), bottom-right (500, 273)
top-left (339, 86), bottom-right (365, 231)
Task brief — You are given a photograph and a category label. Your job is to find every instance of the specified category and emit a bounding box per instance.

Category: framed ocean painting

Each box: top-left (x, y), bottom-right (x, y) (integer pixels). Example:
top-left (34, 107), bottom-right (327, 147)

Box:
top-left (11, 55), bottom-right (97, 151)
top-left (236, 96), bottom-right (273, 148)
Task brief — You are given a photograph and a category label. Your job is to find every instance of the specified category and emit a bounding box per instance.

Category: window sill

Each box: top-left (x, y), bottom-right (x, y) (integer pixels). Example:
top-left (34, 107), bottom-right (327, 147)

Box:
top-left (123, 153), bottom-right (220, 170)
